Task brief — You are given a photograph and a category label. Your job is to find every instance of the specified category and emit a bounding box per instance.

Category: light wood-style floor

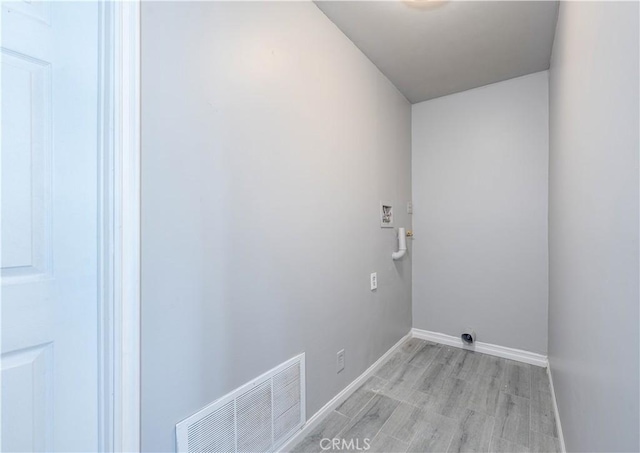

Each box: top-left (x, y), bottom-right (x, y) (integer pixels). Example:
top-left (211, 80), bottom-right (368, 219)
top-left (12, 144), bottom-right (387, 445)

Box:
top-left (289, 338), bottom-right (561, 453)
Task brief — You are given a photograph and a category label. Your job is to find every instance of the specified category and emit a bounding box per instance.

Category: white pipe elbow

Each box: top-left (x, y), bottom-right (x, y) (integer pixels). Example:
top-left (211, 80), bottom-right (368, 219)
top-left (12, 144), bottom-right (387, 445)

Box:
top-left (392, 249), bottom-right (406, 260)
top-left (392, 227), bottom-right (407, 260)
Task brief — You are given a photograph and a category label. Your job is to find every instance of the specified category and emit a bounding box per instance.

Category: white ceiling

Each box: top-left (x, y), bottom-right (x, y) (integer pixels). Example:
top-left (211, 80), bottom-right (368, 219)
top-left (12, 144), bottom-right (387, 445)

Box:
top-left (315, 1), bottom-right (559, 103)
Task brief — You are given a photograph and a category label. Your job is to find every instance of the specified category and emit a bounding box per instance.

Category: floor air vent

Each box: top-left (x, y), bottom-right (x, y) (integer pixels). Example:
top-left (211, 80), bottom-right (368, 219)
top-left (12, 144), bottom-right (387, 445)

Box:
top-left (176, 354), bottom-right (305, 453)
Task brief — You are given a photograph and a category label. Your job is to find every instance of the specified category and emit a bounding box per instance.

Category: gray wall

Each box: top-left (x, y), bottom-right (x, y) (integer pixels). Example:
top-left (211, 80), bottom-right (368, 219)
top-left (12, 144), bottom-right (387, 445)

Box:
top-left (548, 2), bottom-right (639, 451)
top-left (141, 2), bottom-right (412, 451)
top-left (412, 72), bottom-right (549, 354)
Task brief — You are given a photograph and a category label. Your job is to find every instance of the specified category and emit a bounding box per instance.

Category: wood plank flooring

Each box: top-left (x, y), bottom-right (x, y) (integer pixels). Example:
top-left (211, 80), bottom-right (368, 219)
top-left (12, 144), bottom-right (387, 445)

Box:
top-left (289, 338), bottom-right (560, 453)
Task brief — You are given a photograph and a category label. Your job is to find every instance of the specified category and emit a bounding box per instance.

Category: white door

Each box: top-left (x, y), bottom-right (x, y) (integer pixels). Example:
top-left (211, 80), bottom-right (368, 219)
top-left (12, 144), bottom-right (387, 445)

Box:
top-left (2, 1), bottom-right (101, 451)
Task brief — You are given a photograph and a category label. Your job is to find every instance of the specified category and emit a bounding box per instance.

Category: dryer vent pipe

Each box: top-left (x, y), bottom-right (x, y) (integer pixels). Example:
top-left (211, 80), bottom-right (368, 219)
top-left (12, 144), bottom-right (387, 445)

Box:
top-left (461, 329), bottom-right (476, 345)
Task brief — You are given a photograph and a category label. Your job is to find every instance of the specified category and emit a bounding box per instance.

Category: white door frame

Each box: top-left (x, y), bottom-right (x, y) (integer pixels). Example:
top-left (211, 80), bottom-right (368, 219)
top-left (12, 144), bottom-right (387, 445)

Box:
top-left (98, 1), bottom-right (141, 451)
top-left (113, 2), bottom-right (141, 451)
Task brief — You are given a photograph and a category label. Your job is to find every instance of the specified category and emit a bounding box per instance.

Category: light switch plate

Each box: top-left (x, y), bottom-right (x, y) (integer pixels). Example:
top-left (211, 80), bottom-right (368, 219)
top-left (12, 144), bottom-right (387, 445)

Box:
top-left (370, 272), bottom-right (377, 291)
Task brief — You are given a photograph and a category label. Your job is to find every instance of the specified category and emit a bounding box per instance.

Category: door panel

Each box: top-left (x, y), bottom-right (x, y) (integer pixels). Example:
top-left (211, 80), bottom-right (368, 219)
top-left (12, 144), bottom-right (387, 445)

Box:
top-left (1, 49), bottom-right (51, 281)
top-left (2, 2), bottom-right (101, 451)
top-left (1, 344), bottom-right (53, 452)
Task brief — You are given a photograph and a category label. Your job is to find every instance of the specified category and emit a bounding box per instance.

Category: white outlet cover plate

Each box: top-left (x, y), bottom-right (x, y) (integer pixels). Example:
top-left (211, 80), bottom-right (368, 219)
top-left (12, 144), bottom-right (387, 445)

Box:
top-left (370, 273), bottom-right (377, 290)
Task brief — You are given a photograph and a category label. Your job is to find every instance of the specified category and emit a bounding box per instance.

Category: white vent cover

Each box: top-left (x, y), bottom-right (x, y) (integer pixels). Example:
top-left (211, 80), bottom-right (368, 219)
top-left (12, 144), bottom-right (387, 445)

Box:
top-left (176, 354), bottom-right (305, 453)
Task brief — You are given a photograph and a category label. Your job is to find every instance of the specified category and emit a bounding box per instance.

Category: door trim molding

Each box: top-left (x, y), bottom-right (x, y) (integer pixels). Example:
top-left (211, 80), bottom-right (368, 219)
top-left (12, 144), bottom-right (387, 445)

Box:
top-left (113, 2), bottom-right (141, 451)
top-left (99, 1), bottom-right (141, 451)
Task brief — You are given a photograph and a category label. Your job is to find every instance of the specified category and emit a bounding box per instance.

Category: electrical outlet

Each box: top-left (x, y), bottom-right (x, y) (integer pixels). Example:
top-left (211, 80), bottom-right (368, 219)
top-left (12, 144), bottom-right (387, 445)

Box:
top-left (407, 201), bottom-right (413, 214)
top-left (337, 349), bottom-right (345, 373)
top-left (370, 272), bottom-right (377, 291)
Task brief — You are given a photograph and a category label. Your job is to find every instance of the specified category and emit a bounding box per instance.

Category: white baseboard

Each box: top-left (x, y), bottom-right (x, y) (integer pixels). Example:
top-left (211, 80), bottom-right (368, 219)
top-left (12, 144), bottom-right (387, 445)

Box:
top-left (411, 328), bottom-right (548, 368)
top-left (277, 330), bottom-right (412, 453)
top-left (546, 364), bottom-right (567, 453)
